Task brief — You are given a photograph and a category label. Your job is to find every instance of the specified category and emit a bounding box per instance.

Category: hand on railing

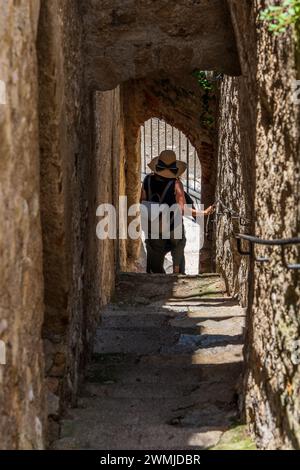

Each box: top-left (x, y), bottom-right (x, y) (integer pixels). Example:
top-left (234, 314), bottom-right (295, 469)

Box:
top-left (204, 205), bottom-right (216, 216)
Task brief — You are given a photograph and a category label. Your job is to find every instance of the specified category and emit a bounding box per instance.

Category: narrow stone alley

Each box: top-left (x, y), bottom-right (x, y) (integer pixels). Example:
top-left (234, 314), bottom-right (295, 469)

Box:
top-left (53, 273), bottom-right (250, 450)
top-left (1, 0), bottom-right (300, 454)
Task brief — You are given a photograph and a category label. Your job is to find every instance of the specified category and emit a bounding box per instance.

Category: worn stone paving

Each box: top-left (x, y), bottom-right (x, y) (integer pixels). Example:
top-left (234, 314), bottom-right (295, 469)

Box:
top-left (53, 274), bottom-right (250, 450)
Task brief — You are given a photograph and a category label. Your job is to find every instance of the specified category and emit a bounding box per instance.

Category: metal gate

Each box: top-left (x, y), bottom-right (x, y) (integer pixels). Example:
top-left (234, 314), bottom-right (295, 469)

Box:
top-left (141, 118), bottom-right (201, 204)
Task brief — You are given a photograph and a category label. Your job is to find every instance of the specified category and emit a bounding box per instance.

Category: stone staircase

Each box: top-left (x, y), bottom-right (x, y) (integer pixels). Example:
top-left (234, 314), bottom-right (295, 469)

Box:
top-left (53, 273), bottom-right (248, 450)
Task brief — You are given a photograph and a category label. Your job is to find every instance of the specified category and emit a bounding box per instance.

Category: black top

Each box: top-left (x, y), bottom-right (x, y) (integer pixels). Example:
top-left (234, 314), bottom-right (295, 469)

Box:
top-left (143, 174), bottom-right (182, 235)
top-left (143, 174), bottom-right (177, 206)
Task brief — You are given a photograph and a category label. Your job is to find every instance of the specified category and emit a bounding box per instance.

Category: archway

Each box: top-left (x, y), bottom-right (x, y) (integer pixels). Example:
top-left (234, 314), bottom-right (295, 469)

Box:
top-left (122, 77), bottom-right (217, 273)
top-left (137, 118), bottom-right (203, 275)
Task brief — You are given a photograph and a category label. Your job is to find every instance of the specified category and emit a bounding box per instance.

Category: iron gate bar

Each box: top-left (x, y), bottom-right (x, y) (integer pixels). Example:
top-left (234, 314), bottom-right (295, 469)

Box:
top-left (165, 121), bottom-right (167, 148)
top-left (143, 123), bottom-right (146, 175)
top-left (186, 139), bottom-right (190, 193)
top-left (150, 119), bottom-right (153, 159)
top-left (141, 119), bottom-right (201, 205)
top-left (179, 131), bottom-right (181, 160)
top-left (194, 149), bottom-right (196, 191)
top-left (172, 126), bottom-right (174, 150)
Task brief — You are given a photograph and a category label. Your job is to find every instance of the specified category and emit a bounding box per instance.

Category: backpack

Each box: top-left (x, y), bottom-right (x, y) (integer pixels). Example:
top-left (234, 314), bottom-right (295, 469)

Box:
top-left (141, 175), bottom-right (177, 236)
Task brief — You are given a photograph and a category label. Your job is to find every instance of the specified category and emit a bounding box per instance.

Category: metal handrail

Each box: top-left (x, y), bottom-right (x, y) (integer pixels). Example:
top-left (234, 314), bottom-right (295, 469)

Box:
top-left (210, 199), bottom-right (300, 270)
top-left (205, 211), bottom-right (213, 240)
top-left (235, 234), bottom-right (300, 270)
top-left (216, 199), bottom-right (239, 217)
top-left (235, 233), bottom-right (300, 246)
top-left (216, 199), bottom-right (251, 225)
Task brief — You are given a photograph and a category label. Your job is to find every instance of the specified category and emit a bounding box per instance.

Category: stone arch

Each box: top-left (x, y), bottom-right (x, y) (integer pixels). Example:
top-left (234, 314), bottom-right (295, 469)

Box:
top-left (140, 117), bottom-right (202, 189)
top-left (122, 76), bottom-right (217, 271)
top-left (81, 0), bottom-right (241, 90)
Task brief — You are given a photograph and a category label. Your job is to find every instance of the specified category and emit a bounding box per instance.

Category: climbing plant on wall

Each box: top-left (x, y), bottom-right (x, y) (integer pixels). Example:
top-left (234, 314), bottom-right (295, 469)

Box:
top-left (260, 0), bottom-right (300, 34)
top-left (192, 71), bottom-right (215, 128)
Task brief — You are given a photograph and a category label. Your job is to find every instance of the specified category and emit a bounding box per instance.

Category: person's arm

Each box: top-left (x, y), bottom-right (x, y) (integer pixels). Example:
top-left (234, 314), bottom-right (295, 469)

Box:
top-left (140, 185), bottom-right (147, 203)
top-left (175, 180), bottom-right (214, 217)
top-left (175, 179), bottom-right (187, 211)
top-left (140, 176), bottom-right (148, 203)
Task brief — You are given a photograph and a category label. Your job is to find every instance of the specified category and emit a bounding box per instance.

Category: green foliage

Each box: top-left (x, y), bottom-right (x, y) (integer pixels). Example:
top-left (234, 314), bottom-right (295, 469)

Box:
top-left (193, 70), bottom-right (214, 91)
top-left (192, 70), bottom-right (215, 128)
top-left (209, 425), bottom-right (256, 451)
top-left (260, 0), bottom-right (300, 34)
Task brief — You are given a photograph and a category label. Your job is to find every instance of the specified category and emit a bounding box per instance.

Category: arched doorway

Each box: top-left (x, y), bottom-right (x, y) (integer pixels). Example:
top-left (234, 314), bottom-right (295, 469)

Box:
top-left (138, 118), bottom-right (203, 275)
top-left (141, 118), bottom-right (202, 201)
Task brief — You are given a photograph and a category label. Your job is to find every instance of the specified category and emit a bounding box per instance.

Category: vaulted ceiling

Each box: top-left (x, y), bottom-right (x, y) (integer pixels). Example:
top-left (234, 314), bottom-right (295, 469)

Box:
top-left (82, 0), bottom-right (241, 90)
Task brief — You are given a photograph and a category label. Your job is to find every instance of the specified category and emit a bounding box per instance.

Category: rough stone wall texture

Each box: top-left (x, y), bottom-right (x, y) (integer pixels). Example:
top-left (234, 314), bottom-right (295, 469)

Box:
top-left (84, 87), bottom-right (127, 341)
top-left (37, 0), bottom-right (92, 442)
top-left (38, 1), bottom-right (129, 444)
top-left (122, 77), bottom-right (218, 272)
top-left (216, 0), bottom-right (257, 304)
top-left (0, 0), bottom-right (46, 449)
top-left (215, 75), bottom-right (254, 304)
top-left (217, 0), bottom-right (300, 449)
top-left (82, 0), bottom-right (240, 90)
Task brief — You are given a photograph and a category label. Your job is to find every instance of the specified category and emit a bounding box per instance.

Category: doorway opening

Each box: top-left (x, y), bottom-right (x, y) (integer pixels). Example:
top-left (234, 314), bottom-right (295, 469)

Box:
top-left (138, 118), bottom-right (202, 275)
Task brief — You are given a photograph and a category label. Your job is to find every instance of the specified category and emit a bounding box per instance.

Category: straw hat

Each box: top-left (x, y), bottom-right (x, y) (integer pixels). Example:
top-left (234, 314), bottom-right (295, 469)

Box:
top-left (148, 150), bottom-right (187, 179)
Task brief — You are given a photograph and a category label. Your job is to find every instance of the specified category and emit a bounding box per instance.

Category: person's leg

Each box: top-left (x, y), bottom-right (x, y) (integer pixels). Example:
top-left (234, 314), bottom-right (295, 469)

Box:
top-left (146, 249), bottom-right (151, 273)
top-left (179, 253), bottom-right (186, 275)
top-left (170, 231), bottom-right (186, 274)
top-left (145, 238), bottom-right (167, 273)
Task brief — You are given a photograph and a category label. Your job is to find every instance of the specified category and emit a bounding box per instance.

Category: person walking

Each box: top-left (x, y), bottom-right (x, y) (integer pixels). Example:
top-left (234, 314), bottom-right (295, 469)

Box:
top-left (140, 150), bottom-right (214, 274)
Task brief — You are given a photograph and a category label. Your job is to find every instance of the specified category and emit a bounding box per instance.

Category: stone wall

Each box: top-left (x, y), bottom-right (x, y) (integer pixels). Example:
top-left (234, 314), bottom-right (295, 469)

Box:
top-left (37, 0), bottom-right (94, 442)
top-left (84, 87), bottom-right (127, 339)
top-left (82, 0), bottom-right (240, 90)
top-left (215, 0), bottom-right (256, 304)
top-left (1, 0), bottom-right (299, 451)
top-left (37, 1), bottom-right (128, 444)
top-left (215, 74), bottom-right (254, 304)
top-left (216, 0), bottom-right (300, 449)
top-left (0, 0), bottom-right (45, 450)
top-left (243, 0), bottom-right (300, 448)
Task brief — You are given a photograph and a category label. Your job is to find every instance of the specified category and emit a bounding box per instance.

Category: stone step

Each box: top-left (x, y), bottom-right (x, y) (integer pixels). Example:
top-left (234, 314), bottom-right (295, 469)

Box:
top-left (94, 328), bottom-right (244, 355)
top-left (86, 356), bottom-right (242, 387)
top-left (65, 399), bottom-right (237, 430)
top-left (91, 344), bottom-right (243, 369)
top-left (165, 299), bottom-right (232, 307)
top-left (54, 422), bottom-right (225, 450)
top-left (137, 345), bottom-right (244, 366)
top-left (53, 272), bottom-right (246, 451)
top-left (94, 327), bottom-right (179, 355)
top-left (100, 311), bottom-right (245, 334)
top-left (82, 376), bottom-right (239, 401)
top-left (100, 302), bottom-right (245, 319)
top-left (114, 273), bottom-right (226, 306)
top-left (101, 313), bottom-right (173, 329)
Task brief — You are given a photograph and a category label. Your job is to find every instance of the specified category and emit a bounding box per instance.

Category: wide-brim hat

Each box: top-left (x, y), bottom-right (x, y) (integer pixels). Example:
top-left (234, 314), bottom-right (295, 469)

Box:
top-left (148, 150), bottom-right (187, 179)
